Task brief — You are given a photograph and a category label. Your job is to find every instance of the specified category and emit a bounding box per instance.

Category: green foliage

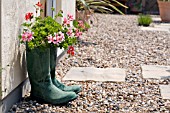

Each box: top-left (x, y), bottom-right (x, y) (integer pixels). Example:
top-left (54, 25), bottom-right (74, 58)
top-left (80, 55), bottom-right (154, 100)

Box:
top-left (77, 0), bottom-right (128, 14)
top-left (73, 20), bottom-right (79, 28)
top-left (51, 7), bottom-right (55, 11)
top-left (20, 3), bottom-right (90, 51)
top-left (77, 0), bottom-right (89, 10)
top-left (29, 16), bottom-right (62, 49)
top-left (138, 14), bottom-right (152, 27)
top-left (84, 22), bottom-right (90, 29)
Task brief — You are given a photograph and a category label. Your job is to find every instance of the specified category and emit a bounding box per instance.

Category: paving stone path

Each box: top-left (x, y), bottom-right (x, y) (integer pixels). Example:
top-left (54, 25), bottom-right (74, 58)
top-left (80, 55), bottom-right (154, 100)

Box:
top-left (139, 17), bottom-right (170, 99)
top-left (64, 65), bottom-right (170, 99)
top-left (63, 67), bottom-right (126, 82)
top-left (142, 65), bottom-right (170, 99)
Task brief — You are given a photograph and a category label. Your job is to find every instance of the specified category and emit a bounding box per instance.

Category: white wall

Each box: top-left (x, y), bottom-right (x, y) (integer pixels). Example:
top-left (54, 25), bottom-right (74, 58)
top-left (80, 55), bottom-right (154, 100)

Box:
top-left (1, 0), bottom-right (39, 99)
top-left (56, 0), bottom-right (76, 22)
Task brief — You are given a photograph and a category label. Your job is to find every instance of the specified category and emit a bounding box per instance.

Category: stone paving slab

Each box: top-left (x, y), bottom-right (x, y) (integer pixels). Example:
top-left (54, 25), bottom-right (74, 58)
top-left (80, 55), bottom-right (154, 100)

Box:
top-left (140, 27), bottom-right (170, 32)
top-left (142, 65), bottom-right (170, 79)
top-left (140, 17), bottom-right (170, 33)
top-left (160, 85), bottom-right (170, 99)
top-left (63, 67), bottom-right (126, 82)
top-left (152, 17), bottom-right (161, 22)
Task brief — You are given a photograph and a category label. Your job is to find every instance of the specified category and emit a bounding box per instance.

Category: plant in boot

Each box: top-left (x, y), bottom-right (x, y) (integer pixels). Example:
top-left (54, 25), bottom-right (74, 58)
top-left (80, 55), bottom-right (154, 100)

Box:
top-left (19, 2), bottom-right (88, 104)
top-left (19, 2), bottom-right (89, 50)
top-left (138, 14), bottom-right (152, 27)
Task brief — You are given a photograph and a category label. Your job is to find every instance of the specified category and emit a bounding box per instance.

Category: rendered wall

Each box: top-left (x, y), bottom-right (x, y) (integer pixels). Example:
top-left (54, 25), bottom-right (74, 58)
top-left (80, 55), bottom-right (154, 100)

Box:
top-left (0, 0), bottom-right (2, 100)
top-left (0, 0), bottom-right (75, 112)
top-left (1, 0), bottom-right (39, 99)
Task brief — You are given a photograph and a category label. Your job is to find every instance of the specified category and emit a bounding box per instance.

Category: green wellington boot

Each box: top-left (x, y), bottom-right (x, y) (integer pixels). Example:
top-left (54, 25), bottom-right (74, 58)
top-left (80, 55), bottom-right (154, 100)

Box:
top-left (50, 46), bottom-right (81, 94)
top-left (26, 47), bottom-right (77, 105)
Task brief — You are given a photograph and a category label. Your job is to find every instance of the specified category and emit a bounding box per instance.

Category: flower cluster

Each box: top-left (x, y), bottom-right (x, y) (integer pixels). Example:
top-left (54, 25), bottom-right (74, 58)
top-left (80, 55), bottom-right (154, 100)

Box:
top-left (21, 31), bottom-right (34, 42)
top-left (25, 13), bottom-right (33, 21)
top-left (67, 46), bottom-right (75, 56)
top-left (47, 32), bottom-right (65, 44)
top-left (19, 2), bottom-right (89, 56)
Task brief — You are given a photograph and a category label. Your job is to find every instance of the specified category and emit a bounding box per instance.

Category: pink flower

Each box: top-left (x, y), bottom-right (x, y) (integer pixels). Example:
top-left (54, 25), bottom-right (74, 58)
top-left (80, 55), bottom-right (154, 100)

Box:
top-left (21, 33), bottom-right (27, 42)
top-left (53, 36), bottom-right (59, 44)
top-left (27, 32), bottom-right (34, 41)
top-left (78, 20), bottom-right (83, 25)
top-left (67, 13), bottom-right (74, 21)
top-left (75, 29), bottom-right (82, 38)
top-left (53, 32), bottom-right (65, 44)
top-left (47, 35), bottom-right (53, 43)
top-left (58, 32), bottom-right (65, 41)
top-left (67, 28), bottom-right (73, 36)
top-left (21, 32), bottom-right (34, 42)
top-left (63, 17), bottom-right (70, 26)
top-left (78, 20), bottom-right (85, 28)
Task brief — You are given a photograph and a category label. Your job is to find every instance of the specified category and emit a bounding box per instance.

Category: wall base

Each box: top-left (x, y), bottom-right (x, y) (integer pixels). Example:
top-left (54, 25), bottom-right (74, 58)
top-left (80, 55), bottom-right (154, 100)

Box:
top-left (0, 49), bottom-right (66, 113)
top-left (0, 78), bottom-right (30, 113)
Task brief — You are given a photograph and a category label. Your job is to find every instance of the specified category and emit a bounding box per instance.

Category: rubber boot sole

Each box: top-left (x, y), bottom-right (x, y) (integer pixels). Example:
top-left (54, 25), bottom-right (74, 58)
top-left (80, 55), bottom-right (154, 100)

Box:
top-left (30, 94), bottom-right (78, 105)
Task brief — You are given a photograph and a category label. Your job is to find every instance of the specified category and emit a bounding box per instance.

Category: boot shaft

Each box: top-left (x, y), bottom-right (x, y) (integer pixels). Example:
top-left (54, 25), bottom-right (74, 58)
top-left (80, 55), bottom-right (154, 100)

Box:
top-left (26, 48), bottom-right (51, 83)
top-left (50, 46), bottom-right (57, 78)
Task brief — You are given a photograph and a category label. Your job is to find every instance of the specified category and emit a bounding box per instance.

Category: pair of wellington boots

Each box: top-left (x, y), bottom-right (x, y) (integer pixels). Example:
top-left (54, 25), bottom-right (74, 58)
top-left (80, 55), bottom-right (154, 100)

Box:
top-left (26, 46), bottom-right (81, 105)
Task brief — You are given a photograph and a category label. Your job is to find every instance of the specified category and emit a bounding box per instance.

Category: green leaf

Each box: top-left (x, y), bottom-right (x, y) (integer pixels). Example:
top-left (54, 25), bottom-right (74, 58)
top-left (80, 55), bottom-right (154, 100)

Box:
top-left (77, 0), bottom-right (89, 9)
top-left (73, 20), bottom-right (78, 28)
top-left (57, 10), bottom-right (63, 17)
top-left (40, 9), bottom-right (44, 12)
top-left (51, 7), bottom-right (55, 11)
top-left (22, 22), bottom-right (32, 27)
top-left (18, 35), bottom-right (22, 39)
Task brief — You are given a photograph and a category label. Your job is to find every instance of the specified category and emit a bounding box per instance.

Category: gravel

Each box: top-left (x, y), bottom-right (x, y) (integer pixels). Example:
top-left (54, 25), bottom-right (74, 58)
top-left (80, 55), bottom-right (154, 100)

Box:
top-left (9, 14), bottom-right (170, 113)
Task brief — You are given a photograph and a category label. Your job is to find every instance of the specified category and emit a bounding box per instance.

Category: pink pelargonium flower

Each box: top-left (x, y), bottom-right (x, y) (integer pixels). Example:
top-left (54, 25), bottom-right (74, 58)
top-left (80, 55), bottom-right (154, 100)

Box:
top-left (67, 13), bottom-right (74, 21)
top-left (63, 17), bottom-right (70, 26)
top-left (47, 35), bottom-right (53, 43)
top-left (21, 32), bottom-right (34, 42)
top-left (58, 32), bottom-right (65, 40)
top-left (78, 20), bottom-right (85, 28)
top-left (21, 33), bottom-right (27, 42)
top-left (75, 29), bottom-right (82, 38)
top-left (53, 32), bottom-right (65, 44)
top-left (78, 20), bottom-right (83, 25)
top-left (66, 28), bottom-right (73, 36)
top-left (27, 32), bottom-right (34, 41)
